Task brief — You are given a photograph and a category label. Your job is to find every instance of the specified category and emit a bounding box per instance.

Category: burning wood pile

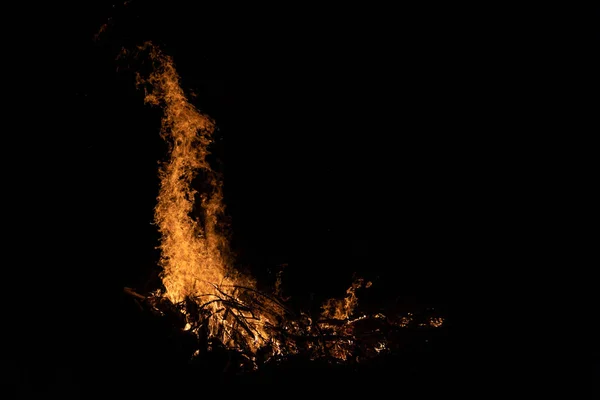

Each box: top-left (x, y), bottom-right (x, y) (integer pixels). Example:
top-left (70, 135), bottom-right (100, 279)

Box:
top-left (119, 42), bottom-right (446, 375)
top-left (124, 279), bottom-right (445, 374)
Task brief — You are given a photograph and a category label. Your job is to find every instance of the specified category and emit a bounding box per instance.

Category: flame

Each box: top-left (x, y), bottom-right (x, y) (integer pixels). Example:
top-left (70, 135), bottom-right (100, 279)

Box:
top-left (136, 42), bottom-right (233, 304)
top-left (135, 42), bottom-right (284, 354)
top-left (321, 278), bottom-right (371, 320)
top-left (128, 42), bottom-right (445, 366)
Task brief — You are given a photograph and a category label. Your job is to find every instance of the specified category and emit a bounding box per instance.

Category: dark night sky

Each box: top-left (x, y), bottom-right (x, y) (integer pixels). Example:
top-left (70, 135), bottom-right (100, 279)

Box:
top-left (7, 0), bottom-right (513, 369)
top-left (6, 3), bottom-right (589, 394)
top-left (87, 1), bottom-right (476, 306)
top-left (11, 1), bottom-right (496, 305)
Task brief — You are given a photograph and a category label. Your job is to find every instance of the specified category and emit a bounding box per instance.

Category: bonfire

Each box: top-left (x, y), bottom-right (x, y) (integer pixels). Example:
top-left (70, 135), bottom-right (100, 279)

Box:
top-left (118, 42), bottom-right (445, 373)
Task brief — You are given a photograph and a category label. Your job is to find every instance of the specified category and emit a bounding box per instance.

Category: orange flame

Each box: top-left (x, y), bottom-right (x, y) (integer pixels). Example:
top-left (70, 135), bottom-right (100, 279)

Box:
top-left (136, 42), bottom-right (233, 303)
top-left (321, 278), bottom-right (371, 320)
top-left (135, 42), bottom-right (284, 354)
top-left (130, 42), bottom-right (444, 364)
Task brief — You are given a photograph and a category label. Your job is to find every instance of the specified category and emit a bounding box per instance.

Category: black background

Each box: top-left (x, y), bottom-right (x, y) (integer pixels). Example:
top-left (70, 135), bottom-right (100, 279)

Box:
top-left (4, 0), bottom-right (533, 393)
top-left (50, 1), bottom-right (487, 302)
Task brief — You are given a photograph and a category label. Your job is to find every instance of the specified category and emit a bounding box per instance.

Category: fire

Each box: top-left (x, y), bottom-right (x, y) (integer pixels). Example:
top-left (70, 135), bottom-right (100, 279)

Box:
top-left (134, 42), bottom-right (285, 354)
top-left (321, 278), bottom-right (371, 320)
top-left (136, 42), bottom-right (233, 304)
top-left (127, 42), bottom-right (445, 367)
